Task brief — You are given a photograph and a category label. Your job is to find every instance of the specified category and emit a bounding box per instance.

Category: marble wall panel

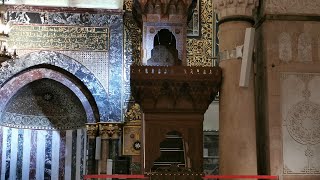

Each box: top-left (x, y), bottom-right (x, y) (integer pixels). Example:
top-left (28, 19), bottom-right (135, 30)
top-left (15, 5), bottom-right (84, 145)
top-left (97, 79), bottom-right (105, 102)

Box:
top-left (59, 130), bottom-right (66, 179)
top-left (44, 131), bottom-right (53, 179)
top-left (281, 73), bottom-right (320, 175)
top-left (0, 127), bottom-right (86, 180)
top-left (5, 128), bottom-right (12, 179)
top-left (16, 129), bottom-right (24, 179)
top-left (0, 127), bottom-right (2, 178)
top-left (29, 130), bottom-right (37, 180)
top-left (5, 0), bottom-right (123, 9)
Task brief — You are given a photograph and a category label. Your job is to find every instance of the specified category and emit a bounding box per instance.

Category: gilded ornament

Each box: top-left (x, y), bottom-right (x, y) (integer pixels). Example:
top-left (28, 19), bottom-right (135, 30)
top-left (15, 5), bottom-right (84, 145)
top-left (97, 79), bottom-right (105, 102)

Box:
top-left (125, 103), bottom-right (142, 121)
top-left (86, 123), bottom-right (98, 139)
top-left (99, 123), bottom-right (122, 139)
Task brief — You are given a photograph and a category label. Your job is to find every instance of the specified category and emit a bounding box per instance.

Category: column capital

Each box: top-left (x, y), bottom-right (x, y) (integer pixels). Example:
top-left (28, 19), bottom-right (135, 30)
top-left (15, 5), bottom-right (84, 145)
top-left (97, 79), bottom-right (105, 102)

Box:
top-left (98, 123), bottom-right (122, 140)
top-left (213, 0), bottom-right (259, 21)
top-left (86, 123), bottom-right (98, 139)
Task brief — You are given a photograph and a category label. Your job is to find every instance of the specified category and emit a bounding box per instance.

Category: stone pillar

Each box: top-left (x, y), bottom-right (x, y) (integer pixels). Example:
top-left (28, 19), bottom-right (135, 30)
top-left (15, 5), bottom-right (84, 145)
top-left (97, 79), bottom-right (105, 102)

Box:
top-left (213, 0), bottom-right (259, 178)
top-left (86, 123), bottom-right (98, 174)
top-left (98, 123), bottom-right (111, 174)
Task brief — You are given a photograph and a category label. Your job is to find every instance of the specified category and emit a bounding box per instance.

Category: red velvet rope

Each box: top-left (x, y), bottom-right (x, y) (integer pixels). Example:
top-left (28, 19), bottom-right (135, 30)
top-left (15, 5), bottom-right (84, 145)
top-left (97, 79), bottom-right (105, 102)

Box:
top-left (84, 174), bottom-right (278, 179)
top-left (84, 174), bottom-right (147, 179)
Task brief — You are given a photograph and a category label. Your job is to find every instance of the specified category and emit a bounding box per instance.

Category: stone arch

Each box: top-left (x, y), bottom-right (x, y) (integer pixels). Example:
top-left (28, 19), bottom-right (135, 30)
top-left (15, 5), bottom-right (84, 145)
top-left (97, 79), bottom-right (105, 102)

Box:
top-left (0, 68), bottom-right (96, 123)
top-left (0, 51), bottom-right (108, 121)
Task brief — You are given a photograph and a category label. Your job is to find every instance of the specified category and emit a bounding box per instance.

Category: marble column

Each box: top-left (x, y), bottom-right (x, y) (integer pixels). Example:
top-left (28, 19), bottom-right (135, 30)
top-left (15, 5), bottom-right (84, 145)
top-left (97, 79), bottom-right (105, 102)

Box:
top-left (213, 0), bottom-right (259, 178)
top-left (86, 123), bottom-right (98, 175)
top-left (98, 123), bottom-right (111, 174)
top-left (109, 124), bottom-right (121, 161)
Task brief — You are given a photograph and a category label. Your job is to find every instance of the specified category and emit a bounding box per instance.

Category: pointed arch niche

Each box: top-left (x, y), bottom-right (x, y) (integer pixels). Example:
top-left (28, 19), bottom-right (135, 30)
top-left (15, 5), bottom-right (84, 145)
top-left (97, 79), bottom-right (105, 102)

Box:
top-left (148, 29), bottom-right (180, 66)
top-left (0, 69), bottom-right (94, 179)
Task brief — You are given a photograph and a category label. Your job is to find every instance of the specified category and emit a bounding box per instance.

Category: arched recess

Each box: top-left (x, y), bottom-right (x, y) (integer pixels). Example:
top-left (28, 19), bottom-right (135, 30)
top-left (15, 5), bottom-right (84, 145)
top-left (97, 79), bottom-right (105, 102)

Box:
top-left (0, 59), bottom-right (103, 179)
top-left (0, 77), bottom-right (89, 179)
top-left (0, 51), bottom-right (108, 121)
top-left (0, 68), bottom-right (97, 122)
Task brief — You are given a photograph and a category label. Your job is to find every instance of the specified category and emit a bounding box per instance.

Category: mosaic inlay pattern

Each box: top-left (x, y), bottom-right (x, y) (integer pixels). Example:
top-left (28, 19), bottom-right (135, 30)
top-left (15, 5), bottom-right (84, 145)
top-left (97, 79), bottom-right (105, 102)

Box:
top-left (1, 79), bottom-right (86, 130)
top-left (187, 0), bottom-right (214, 67)
top-left (123, 10), bottom-right (142, 113)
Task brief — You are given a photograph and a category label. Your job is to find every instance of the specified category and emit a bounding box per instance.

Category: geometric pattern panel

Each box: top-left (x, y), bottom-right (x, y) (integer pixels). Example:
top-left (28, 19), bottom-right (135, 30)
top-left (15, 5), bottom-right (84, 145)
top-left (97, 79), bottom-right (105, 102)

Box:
top-left (281, 72), bottom-right (320, 175)
top-left (0, 126), bottom-right (87, 180)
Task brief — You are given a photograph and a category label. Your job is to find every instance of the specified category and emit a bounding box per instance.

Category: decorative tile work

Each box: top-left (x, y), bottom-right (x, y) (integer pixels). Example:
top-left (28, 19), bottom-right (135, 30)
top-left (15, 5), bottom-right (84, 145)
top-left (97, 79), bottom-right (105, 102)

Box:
top-left (187, 0), bottom-right (214, 67)
top-left (281, 73), bottom-right (320, 174)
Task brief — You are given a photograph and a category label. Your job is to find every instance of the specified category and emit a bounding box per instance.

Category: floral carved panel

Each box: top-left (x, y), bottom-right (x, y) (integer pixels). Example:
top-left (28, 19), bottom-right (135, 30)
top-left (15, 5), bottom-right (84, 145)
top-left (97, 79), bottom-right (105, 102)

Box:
top-left (278, 32), bottom-right (292, 63)
top-left (281, 72), bottom-right (320, 175)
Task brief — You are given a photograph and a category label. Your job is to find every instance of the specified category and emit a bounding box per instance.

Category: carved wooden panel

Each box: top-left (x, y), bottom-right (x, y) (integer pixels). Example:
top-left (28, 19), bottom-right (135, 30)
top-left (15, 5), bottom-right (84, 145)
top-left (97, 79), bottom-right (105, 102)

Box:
top-left (143, 114), bottom-right (203, 172)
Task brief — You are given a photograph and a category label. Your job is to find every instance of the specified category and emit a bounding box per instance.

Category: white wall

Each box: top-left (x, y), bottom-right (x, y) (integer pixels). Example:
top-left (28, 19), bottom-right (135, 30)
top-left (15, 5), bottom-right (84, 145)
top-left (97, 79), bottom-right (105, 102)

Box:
top-left (203, 101), bottom-right (219, 131)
